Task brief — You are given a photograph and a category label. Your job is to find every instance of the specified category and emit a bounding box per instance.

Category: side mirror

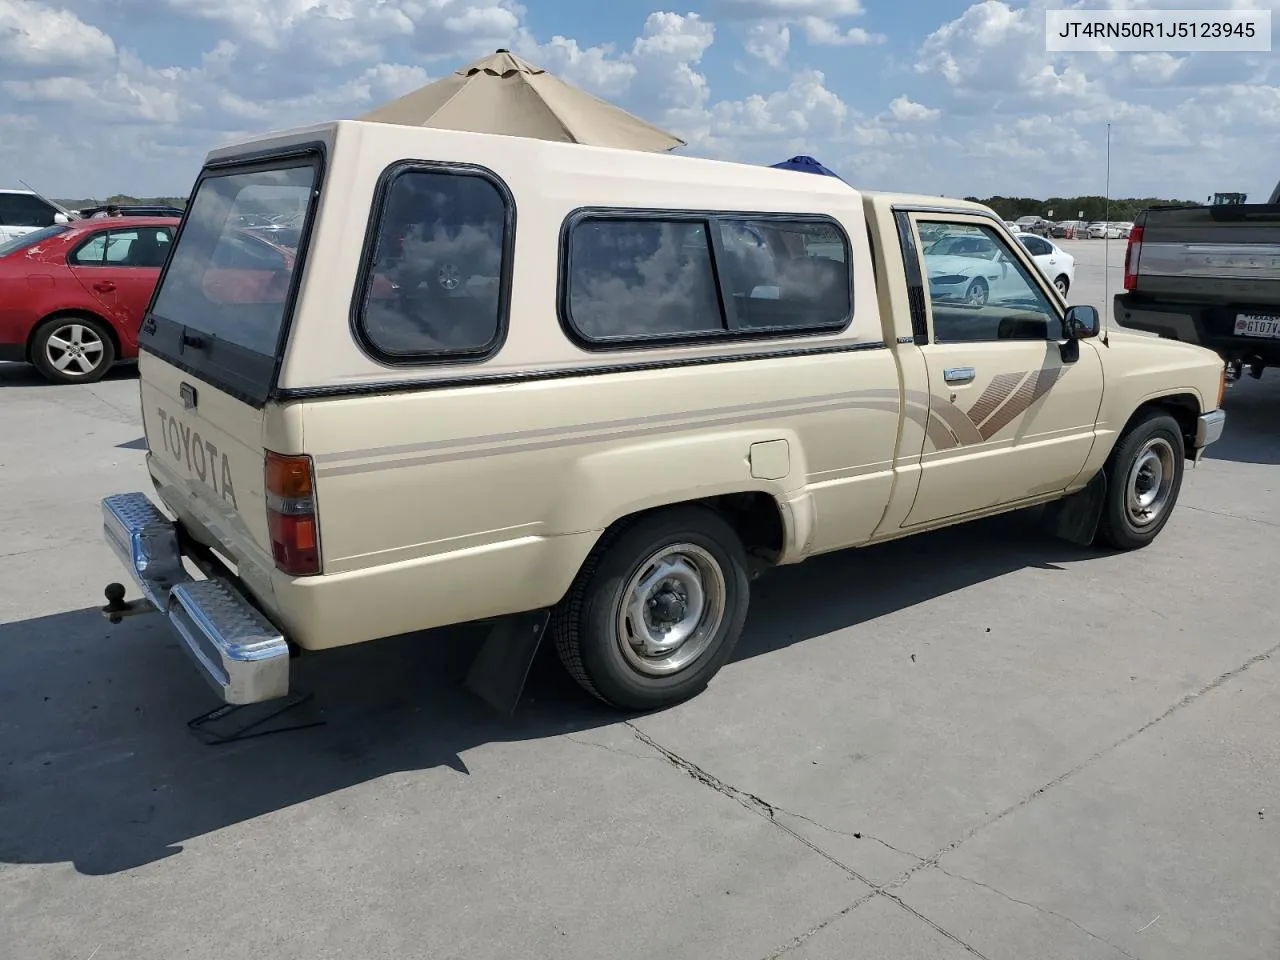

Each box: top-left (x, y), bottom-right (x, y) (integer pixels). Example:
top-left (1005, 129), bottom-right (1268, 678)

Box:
top-left (1064, 304), bottom-right (1100, 339)
top-left (53, 212), bottom-right (69, 224)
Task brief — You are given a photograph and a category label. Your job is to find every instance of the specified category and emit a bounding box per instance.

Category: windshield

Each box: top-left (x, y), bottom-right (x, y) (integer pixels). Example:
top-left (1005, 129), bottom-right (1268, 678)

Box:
top-left (0, 224), bottom-right (68, 258)
top-left (141, 155), bottom-right (319, 403)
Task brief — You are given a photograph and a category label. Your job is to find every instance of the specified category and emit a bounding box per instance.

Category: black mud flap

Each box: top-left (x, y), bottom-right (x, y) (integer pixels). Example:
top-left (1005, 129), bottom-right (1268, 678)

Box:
top-left (1043, 471), bottom-right (1107, 547)
top-left (464, 610), bottom-right (551, 717)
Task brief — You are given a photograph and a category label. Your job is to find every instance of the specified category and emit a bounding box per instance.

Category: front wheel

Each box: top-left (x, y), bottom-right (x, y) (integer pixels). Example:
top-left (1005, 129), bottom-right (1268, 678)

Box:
top-left (1095, 412), bottom-right (1185, 550)
top-left (550, 506), bottom-right (751, 711)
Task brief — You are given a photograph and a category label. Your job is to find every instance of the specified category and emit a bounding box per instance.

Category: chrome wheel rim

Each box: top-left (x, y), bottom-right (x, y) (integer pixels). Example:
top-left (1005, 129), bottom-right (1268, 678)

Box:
top-left (1125, 437), bottom-right (1176, 527)
top-left (616, 543), bottom-right (726, 677)
top-left (966, 281), bottom-right (987, 306)
top-left (45, 322), bottom-right (105, 377)
top-left (1054, 277), bottom-right (1068, 296)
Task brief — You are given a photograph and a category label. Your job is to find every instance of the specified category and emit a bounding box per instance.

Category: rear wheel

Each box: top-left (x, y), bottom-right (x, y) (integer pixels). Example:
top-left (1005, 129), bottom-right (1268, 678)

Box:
top-left (1054, 275), bottom-right (1069, 297)
top-left (30, 315), bottom-right (116, 384)
top-left (1095, 411), bottom-right (1185, 550)
top-left (551, 506), bottom-right (750, 711)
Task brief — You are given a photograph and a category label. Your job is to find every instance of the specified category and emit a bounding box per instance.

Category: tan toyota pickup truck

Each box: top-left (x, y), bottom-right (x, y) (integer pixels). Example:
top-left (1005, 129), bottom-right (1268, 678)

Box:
top-left (100, 120), bottom-right (1227, 714)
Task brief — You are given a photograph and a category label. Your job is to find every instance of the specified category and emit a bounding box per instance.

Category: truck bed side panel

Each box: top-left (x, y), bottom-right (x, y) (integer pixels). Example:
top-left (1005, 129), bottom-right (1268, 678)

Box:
top-left (285, 349), bottom-right (902, 649)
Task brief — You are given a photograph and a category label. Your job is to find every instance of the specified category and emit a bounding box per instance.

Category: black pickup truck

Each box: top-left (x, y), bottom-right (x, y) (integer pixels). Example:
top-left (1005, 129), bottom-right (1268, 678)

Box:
top-left (1114, 180), bottom-right (1280, 380)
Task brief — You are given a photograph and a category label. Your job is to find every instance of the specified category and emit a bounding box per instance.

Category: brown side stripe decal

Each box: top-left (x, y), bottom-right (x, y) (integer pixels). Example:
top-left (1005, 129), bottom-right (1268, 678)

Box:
top-left (925, 412), bottom-right (960, 451)
top-left (928, 398), bottom-right (985, 447)
top-left (979, 366), bottom-right (1063, 440)
top-left (966, 372), bottom-right (1027, 426)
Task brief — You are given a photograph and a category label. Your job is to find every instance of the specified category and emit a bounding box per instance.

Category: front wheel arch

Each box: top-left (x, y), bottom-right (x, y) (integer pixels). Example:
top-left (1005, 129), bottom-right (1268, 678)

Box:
top-left (1124, 394), bottom-right (1201, 461)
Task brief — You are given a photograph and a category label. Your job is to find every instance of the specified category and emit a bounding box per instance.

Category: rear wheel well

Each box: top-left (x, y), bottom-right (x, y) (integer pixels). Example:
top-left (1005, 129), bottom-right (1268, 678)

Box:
top-left (1125, 394), bottom-right (1199, 459)
top-left (598, 492), bottom-right (785, 579)
top-left (26, 309), bottom-right (121, 362)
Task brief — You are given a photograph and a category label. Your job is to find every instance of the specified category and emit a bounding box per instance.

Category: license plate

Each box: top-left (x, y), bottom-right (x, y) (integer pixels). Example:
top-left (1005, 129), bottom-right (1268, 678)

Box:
top-left (1234, 314), bottom-right (1280, 339)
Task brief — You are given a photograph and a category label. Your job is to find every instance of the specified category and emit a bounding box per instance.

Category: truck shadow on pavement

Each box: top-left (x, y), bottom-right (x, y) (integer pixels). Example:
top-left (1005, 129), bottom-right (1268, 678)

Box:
top-left (3, 373), bottom-right (1277, 877)
top-left (1207, 375), bottom-right (1280, 466)
top-left (0, 509), bottom-right (1102, 876)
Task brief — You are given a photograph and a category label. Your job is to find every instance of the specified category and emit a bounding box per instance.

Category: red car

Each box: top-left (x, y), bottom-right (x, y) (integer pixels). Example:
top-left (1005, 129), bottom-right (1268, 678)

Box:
top-left (0, 216), bottom-right (179, 383)
top-left (0, 217), bottom-right (309, 384)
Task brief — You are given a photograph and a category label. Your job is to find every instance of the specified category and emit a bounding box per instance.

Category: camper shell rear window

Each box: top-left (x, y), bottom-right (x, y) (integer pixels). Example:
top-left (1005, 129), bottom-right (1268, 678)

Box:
top-left (139, 145), bottom-right (324, 406)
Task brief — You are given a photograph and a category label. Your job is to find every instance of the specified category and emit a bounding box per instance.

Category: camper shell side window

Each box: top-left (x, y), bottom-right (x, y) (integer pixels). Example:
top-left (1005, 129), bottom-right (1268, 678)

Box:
top-left (559, 208), bottom-right (853, 350)
top-left (351, 161), bottom-right (515, 366)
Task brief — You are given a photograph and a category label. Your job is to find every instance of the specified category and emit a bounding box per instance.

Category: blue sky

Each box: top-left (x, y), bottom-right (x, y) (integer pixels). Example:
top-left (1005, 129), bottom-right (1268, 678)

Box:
top-left (2, 0), bottom-right (1278, 202)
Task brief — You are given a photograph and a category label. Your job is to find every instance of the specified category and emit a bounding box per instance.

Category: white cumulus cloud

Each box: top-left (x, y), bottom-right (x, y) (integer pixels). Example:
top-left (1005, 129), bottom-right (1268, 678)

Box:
top-left (888, 96), bottom-right (940, 122)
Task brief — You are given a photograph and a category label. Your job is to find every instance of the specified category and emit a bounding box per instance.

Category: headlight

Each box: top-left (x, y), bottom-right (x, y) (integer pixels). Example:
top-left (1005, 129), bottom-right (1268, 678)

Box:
top-left (929, 274), bottom-right (967, 285)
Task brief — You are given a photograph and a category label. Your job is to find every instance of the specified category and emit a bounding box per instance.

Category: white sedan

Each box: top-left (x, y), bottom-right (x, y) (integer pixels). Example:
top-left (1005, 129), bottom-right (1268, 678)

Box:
top-left (1014, 232), bottom-right (1076, 298)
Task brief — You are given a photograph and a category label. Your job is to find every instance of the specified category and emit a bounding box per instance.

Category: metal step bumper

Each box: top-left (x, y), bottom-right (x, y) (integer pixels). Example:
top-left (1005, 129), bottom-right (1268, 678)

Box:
top-left (102, 492), bottom-right (290, 705)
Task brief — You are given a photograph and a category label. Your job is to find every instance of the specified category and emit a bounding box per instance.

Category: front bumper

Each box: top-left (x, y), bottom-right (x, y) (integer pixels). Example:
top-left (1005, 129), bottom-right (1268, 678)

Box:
top-left (102, 492), bottom-right (290, 705)
top-left (1195, 409), bottom-right (1226, 450)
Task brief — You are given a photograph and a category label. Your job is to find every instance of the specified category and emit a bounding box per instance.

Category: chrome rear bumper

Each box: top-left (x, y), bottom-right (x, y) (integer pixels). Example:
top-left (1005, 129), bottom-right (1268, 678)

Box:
top-left (102, 492), bottom-right (290, 705)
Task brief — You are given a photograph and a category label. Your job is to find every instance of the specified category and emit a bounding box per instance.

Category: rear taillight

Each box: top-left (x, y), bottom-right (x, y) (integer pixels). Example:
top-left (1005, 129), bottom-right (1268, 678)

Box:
top-left (1123, 224), bottom-right (1144, 291)
top-left (264, 451), bottom-right (320, 576)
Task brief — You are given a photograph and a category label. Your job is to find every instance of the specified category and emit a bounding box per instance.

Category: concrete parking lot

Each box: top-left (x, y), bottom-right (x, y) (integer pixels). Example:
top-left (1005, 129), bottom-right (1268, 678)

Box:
top-left (3, 240), bottom-right (1278, 960)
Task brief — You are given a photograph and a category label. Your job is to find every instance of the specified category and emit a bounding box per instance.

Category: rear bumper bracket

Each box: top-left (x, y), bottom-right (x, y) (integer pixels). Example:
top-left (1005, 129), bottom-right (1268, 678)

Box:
top-left (101, 492), bottom-right (291, 705)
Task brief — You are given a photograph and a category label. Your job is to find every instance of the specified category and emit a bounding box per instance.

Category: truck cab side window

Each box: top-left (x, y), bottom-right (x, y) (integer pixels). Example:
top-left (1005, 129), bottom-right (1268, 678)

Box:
top-left (918, 221), bottom-right (1060, 343)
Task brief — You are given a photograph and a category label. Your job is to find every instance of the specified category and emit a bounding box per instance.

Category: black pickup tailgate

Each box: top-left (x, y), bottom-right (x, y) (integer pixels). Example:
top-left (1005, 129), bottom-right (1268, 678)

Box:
top-left (1117, 202), bottom-right (1280, 358)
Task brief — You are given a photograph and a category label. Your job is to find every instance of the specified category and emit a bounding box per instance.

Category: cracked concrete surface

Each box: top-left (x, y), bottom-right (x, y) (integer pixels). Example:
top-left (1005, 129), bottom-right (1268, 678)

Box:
top-left (3, 243), bottom-right (1280, 959)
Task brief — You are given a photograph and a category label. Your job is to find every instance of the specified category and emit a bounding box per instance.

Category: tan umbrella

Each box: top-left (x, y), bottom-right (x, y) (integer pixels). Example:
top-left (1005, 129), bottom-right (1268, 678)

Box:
top-left (358, 49), bottom-right (685, 152)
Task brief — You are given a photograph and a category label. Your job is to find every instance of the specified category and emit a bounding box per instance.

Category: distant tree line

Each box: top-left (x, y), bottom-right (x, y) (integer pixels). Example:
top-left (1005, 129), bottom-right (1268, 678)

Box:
top-left (963, 195), bottom-right (1201, 222)
top-left (56, 194), bottom-right (188, 210)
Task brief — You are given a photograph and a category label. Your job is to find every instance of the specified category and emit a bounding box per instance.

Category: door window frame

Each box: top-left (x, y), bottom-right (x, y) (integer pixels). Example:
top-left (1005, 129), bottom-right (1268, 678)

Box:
top-left (68, 226), bottom-right (174, 268)
top-left (899, 209), bottom-right (1065, 346)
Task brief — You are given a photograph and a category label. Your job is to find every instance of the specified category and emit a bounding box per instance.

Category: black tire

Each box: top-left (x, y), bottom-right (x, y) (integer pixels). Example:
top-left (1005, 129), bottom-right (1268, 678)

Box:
top-left (551, 506), bottom-right (751, 711)
top-left (1095, 411), bottom-right (1185, 551)
top-left (1054, 275), bottom-right (1070, 297)
top-left (965, 278), bottom-right (988, 306)
top-left (30, 315), bottom-right (116, 384)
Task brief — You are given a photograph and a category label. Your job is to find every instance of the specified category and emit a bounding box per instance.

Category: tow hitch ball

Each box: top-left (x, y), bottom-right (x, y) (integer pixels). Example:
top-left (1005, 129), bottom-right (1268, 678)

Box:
top-left (101, 582), bottom-right (156, 624)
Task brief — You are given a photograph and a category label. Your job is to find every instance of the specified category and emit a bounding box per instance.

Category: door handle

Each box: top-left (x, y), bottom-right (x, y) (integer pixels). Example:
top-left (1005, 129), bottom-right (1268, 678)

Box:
top-left (943, 366), bottom-right (976, 385)
top-left (93, 281), bottom-right (117, 293)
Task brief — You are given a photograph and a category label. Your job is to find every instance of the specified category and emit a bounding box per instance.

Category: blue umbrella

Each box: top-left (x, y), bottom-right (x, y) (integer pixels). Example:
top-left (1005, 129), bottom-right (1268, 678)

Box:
top-left (770, 155), bottom-right (844, 180)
